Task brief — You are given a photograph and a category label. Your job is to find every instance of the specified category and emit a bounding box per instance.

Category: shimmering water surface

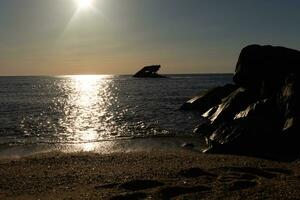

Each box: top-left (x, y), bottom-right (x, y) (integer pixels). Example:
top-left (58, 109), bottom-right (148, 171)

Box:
top-left (0, 74), bottom-right (232, 156)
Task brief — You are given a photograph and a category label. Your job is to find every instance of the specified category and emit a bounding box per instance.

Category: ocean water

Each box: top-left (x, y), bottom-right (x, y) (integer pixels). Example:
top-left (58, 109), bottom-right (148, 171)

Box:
top-left (0, 74), bottom-right (232, 157)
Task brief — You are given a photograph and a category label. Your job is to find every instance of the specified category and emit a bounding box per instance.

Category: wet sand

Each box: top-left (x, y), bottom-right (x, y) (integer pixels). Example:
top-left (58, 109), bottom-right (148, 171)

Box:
top-left (1, 150), bottom-right (300, 200)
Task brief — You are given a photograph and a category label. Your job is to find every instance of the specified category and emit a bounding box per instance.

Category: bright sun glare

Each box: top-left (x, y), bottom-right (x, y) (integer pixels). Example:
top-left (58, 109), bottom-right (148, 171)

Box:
top-left (76, 0), bottom-right (94, 10)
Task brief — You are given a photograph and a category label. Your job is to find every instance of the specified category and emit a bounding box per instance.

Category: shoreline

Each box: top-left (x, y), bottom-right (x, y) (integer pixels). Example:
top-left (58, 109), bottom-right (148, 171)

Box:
top-left (0, 136), bottom-right (206, 159)
top-left (1, 149), bottom-right (300, 199)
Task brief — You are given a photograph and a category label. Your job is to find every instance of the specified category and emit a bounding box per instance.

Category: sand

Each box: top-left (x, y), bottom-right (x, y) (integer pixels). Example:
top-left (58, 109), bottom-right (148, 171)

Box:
top-left (1, 150), bottom-right (300, 200)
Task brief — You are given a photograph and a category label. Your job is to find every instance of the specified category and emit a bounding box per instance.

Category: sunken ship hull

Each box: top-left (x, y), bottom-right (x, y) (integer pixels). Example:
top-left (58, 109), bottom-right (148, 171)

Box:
top-left (133, 65), bottom-right (167, 78)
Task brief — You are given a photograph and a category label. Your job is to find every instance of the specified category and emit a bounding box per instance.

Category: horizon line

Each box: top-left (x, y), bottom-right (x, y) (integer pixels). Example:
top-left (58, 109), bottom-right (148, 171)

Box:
top-left (0, 72), bottom-right (234, 77)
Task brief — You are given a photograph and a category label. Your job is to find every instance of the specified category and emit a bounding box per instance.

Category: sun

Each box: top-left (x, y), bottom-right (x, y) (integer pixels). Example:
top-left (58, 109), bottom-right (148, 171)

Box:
top-left (76, 0), bottom-right (94, 10)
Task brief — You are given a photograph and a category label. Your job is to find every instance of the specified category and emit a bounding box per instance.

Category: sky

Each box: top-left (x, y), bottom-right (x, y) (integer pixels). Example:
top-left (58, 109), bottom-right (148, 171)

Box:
top-left (0, 0), bottom-right (300, 75)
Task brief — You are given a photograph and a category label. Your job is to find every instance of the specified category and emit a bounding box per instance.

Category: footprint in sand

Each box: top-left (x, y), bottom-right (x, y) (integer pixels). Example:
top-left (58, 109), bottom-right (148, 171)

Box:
top-left (227, 180), bottom-right (257, 191)
top-left (95, 183), bottom-right (119, 189)
top-left (177, 167), bottom-right (257, 192)
top-left (119, 180), bottom-right (165, 191)
top-left (110, 192), bottom-right (147, 200)
top-left (263, 168), bottom-right (292, 175)
top-left (176, 166), bottom-right (292, 192)
top-left (100, 167), bottom-right (293, 199)
top-left (214, 166), bottom-right (292, 191)
top-left (178, 167), bottom-right (216, 178)
top-left (216, 167), bottom-right (289, 179)
top-left (96, 179), bottom-right (164, 191)
top-left (109, 180), bottom-right (164, 200)
top-left (156, 185), bottom-right (211, 199)
top-left (216, 172), bottom-right (257, 183)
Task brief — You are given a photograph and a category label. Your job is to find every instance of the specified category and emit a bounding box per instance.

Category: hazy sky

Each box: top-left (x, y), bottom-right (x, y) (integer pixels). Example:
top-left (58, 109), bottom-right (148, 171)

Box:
top-left (0, 0), bottom-right (300, 75)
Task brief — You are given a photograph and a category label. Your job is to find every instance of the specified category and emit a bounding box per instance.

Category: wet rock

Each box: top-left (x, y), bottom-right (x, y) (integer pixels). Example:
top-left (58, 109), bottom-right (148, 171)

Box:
top-left (278, 74), bottom-right (300, 130)
top-left (205, 115), bottom-right (279, 156)
top-left (276, 73), bottom-right (300, 152)
top-left (183, 44), bottom-right (300, 159)
top-left (193, 120), bottom-right (213, 136)
top-left (203, 98), bottom-right (283, 156)
top-left (204, 87), bottom-right (256, 125)
top-left (194, 88), bottom-right (257, 136)
top-left (180, 84), bottom-right (237, 113)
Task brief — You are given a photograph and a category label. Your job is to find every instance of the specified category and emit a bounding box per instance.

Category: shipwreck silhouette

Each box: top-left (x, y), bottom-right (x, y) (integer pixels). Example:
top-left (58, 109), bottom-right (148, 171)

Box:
top-left (133, 65), bottom-right (167, 78)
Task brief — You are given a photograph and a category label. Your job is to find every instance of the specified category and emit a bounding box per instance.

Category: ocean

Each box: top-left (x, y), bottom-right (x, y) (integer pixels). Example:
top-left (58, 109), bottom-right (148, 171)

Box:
top-left (0, 74), bottom-right (232, 157)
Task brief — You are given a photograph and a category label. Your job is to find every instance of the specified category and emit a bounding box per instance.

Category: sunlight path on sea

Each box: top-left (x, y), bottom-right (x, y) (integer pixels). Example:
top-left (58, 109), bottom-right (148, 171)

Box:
top-left (59, 75), bottom-right (115, 152)
top-left (0, 74), bottom-right (221, 158)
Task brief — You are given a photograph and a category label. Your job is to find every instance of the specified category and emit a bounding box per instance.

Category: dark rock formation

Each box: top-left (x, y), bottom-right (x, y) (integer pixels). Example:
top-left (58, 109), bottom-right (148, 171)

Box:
top-left (133, 65), bottom-right (167, 78)
top-left (180, 84), bottom-right (238, 113)
top-left (233, 45), bottom-right (300, 97)
top-left (182, 44), bottom-right (300, 159)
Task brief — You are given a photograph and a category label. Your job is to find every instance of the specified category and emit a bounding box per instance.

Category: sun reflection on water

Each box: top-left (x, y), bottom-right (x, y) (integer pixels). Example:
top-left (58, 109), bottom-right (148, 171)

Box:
top-left (60, 75), bottom-right (114, 152)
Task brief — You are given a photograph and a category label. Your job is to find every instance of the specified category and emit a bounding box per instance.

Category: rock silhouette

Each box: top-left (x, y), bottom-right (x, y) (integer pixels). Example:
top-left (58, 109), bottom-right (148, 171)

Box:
top-left (133, 65), bottom-right (167, 78)
top-left (182, 44), bottom-right (300, 159)
top-left (180, 84), bottom-right (238, 112)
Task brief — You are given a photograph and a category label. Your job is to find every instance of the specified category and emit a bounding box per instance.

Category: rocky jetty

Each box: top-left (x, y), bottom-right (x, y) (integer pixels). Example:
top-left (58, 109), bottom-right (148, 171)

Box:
top-left (182, 44), bottom-right (300, 159)
top-left (133, 65), bottom-right (167, 78)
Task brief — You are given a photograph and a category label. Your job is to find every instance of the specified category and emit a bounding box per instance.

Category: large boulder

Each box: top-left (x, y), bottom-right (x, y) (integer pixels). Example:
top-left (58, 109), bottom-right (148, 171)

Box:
top-left (182, 44), bottom-right (300, 159)
top-left (233, 45), bottom-right (300, 97)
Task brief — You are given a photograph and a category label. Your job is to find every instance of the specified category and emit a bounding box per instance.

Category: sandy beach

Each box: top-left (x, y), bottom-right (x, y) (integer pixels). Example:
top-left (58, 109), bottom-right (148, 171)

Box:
top-left (1, 150), bottom-right (300, 200)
